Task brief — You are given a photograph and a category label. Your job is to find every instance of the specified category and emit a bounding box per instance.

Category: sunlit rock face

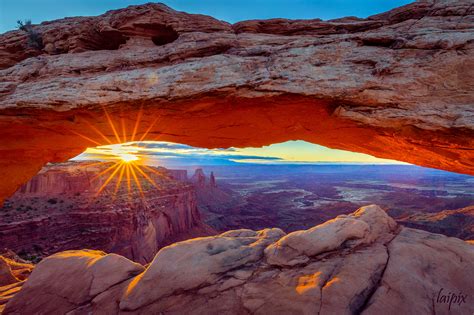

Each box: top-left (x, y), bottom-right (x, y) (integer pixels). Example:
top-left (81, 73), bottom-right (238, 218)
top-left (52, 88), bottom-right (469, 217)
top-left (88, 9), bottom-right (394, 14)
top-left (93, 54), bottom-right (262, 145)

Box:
top-left (397, 205), bottom-right (474, 240)
top-left (0, 0), bottom-right (473, 203)
top-left (0, 161), bottom-right (214, 264)
top-left (4, 205), bottom-right (474, 314)
top-left (0, 250), bottom-right (34, 311)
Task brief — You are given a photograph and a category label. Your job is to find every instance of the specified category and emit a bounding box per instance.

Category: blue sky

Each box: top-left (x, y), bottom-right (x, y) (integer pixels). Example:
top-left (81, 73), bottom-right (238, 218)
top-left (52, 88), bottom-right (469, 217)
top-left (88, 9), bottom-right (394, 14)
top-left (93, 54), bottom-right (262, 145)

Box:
top-left (0, 0), bottom-right (413, 33)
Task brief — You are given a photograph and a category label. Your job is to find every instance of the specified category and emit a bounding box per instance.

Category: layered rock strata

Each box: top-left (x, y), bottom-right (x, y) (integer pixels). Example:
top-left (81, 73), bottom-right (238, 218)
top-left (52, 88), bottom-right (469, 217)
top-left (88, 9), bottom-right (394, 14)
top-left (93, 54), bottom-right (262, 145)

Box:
top-left (0, 252), bottom-right (33, 313)
top-left (0, 0), bottom-right (473, 203)
top-left (398, 205), bottom-right (474, 240)
top-left (0, 161), bottom-right (214, 264)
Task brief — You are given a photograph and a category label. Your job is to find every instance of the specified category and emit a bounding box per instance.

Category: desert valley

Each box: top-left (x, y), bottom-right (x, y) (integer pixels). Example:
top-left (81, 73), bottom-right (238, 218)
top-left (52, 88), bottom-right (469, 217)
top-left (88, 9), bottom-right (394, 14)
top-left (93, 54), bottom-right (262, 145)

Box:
top-left (0, 0), bottom-right (473, 314)
top-left (2, 161), bottom-right (472, 265)
top-left (193, 164), bottom-right (474, 238)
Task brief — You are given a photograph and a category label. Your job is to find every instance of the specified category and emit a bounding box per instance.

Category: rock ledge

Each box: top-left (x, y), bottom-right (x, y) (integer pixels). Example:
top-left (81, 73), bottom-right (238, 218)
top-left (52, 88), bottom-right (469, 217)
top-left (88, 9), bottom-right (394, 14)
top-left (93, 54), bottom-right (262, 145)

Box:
top-left (4, 205), bottom-right (474, 314)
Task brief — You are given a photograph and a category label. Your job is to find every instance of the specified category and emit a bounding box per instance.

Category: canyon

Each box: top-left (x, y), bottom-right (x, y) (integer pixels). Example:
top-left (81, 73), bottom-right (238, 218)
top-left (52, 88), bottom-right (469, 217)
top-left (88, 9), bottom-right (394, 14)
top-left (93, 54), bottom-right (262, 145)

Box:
top-left (1, 162), bottom-right (472, 314)
top-left (192, 164), bottom-right (474, 237)
top-left (0, 0), bottom-right (473, 203)
top-left (0, 0), bottom-right (473, 314)
top-left (0, 161), bottom-right (214, 264)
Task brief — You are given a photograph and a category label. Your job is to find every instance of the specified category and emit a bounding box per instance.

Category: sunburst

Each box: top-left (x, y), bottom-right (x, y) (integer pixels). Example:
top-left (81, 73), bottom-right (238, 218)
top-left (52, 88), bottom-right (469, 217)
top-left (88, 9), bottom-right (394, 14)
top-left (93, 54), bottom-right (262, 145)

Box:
top-left (72, 106), bottom-right (166, 200)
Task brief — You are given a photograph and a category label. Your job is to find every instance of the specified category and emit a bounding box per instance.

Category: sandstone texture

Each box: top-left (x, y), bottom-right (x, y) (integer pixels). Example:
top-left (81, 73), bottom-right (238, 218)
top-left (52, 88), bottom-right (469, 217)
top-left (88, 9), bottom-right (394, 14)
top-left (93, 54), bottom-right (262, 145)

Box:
top-left (0, 251), bottom-right (33, 312)
top-left (398, 205), bottom-right (474, 240)
top-left (4, 250), bottom-right (144, 314)
top-left (0, 0), bottom-right (473, 203)
top-left (0, 161), bottom-right (215, 264)
top-left (0, 258), bottom-right (18, 287)
top-left (3, 205), bottom-right (474, 314)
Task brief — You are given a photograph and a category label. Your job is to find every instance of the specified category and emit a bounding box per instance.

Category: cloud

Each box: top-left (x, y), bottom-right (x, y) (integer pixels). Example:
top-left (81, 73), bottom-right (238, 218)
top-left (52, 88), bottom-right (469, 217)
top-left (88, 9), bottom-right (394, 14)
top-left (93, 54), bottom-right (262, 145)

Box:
top-left (75, 141), bottom-right (284, 166)
top-left (74, 140), bottom-right (405, 166)
top-left (128, 141), bottom-right (239, 153)
top-left (130, 142), bottom-right (194, 150)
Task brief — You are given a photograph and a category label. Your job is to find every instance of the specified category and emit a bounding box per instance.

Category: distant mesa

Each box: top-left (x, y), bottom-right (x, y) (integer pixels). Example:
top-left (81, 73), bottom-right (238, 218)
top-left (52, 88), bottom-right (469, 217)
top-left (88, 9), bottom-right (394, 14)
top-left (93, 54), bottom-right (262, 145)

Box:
top-left (210, 171), bottom-right (217, 188)
top-left (191, 168), bottom-right (206, 187)
top-left (398, 205), bottom-right (474, 240)
top-left (190, 168), bottom-right (217, 188)
top-left (167, 169), bottom-right (188, 182)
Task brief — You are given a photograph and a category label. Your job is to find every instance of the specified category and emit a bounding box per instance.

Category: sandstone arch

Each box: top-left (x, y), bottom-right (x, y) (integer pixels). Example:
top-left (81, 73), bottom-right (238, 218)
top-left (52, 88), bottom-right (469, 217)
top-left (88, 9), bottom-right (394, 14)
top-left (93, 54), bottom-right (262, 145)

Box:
top-left (0, 0), bottom-right (473, 203)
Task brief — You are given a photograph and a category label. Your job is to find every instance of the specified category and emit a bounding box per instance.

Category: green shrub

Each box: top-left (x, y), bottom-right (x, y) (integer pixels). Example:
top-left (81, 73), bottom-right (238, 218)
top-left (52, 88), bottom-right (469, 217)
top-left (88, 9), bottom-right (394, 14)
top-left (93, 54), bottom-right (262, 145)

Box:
top-left (17, 19), bottom-right (44, 50)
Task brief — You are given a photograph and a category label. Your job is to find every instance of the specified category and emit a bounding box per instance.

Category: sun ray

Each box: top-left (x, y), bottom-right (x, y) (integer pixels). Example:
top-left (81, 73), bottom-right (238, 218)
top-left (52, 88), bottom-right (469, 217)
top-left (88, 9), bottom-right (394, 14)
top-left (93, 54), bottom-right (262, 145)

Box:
top-left (118, 153), bottom-right (139, 163)
top-left (125, 163), bottom-right (132, 196)
top-left (102, 105), bottom-right (122, 144)
top-left (69, 104), bottom-right (170, 201)
top-left (95, 163), bottom-right (124, 196)
top-left (138, 116), bottom-right (161, 142)
top-left (129, 163), bottom-right (145, 198)
top-left (91, 162), bottom-right (121, 181)
top-left (71, 130), bottom-right (102, 146)
top-left (130, 163), bottom-right (158, 189)
top-left (84, 120), bottom-right (113, 145)
top-left (120, 110), bottom-right (127, 144)
top-left (114, 162), bottom-right (127, 195)
top-left (131, 105), bottom-right (143, 142)
top-left (141, 164), bottom-right (167, 180)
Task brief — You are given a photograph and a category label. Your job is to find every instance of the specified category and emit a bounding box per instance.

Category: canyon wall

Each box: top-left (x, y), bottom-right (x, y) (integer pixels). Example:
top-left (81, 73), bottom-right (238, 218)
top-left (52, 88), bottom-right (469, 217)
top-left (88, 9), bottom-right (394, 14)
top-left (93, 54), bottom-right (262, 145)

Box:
top-left (398, 205), bottom-right (474, 240)
top-left (0, 161), bottom-right (213, 264)
top-left (0, 0), bottom-right (473, 203)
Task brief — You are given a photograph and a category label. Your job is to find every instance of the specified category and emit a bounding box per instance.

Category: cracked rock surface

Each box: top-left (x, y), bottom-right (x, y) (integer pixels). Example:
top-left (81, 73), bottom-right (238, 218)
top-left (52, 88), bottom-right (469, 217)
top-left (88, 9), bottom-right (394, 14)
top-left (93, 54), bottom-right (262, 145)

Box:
top-left (0, 0), bottom-right (473, 203)
top-left (4, 205), bottom-right (474, 314)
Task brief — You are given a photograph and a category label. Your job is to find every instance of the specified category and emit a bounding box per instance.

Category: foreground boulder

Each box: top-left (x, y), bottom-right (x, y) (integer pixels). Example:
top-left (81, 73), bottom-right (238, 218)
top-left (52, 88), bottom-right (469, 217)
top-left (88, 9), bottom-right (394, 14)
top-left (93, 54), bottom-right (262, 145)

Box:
top-left (4, 250), bottom-right (144, 314)
top-left (265, 205), bottom-right (397, 266)
top-left (4, 205), bottom-right (474, 314)
top-left (120, 228), bottom-right (285, 310)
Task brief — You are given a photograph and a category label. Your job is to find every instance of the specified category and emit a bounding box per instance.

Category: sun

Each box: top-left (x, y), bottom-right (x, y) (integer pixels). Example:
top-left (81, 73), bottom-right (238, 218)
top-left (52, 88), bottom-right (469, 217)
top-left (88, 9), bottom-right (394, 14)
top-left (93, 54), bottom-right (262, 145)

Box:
top-left (72, 105), bottom-right (165, 198)
top-left (119, 153), bottom-right (139, 163)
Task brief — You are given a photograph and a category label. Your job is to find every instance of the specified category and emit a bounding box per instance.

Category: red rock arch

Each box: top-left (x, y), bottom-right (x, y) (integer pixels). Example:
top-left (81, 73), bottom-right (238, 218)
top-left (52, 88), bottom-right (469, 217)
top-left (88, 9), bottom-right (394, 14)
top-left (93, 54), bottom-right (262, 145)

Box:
top-left (0, 1), bottom-right (473, 203)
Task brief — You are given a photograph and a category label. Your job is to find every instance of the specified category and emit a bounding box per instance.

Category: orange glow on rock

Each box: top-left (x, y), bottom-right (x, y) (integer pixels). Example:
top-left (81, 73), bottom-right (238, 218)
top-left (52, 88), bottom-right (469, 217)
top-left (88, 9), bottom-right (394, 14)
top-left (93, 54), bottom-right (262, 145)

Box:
top-left (296, 272), bottom-right (323, 295)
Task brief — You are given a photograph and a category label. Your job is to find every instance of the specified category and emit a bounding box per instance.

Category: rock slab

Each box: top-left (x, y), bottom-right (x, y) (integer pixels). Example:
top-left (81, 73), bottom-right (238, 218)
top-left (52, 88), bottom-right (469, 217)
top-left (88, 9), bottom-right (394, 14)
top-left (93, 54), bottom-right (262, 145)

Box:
top-left (4, 205), bottom-right (474, 315)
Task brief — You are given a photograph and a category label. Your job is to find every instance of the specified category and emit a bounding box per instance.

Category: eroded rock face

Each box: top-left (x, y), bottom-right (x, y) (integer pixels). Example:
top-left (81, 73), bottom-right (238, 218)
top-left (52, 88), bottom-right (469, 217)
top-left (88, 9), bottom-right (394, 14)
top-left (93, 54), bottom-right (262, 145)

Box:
top-left (4, 205), bottom-right (474, 314)
top-left (364, 228), bottom-right (474, 314)
top-left (0, 251), bottom-right (34, 311)
top-left (264, 205), bottom-right (397, 266)
top-left (0, 161), bottom-right (215, 264)
top-left (398, 205), bottom-right (474, 239)
top-left (0, 0), bottom-right (473, 203)
top-left (120, 227), bottom-right (285, 310)
top-left (0, 258), bottom-right (18, 287)
top-left (4, 250), bottom-right (144, 314)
